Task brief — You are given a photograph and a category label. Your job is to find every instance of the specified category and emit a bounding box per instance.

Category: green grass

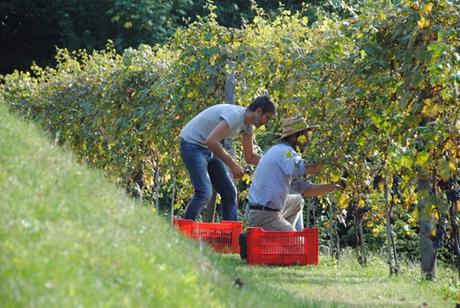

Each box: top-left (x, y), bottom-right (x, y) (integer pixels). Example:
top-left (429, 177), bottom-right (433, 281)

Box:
top-left (0, 103), bottom-right (458, 307)
top-left (0, 103), bottom-right (313, 307)
top-left (222, 251), bottom-right (459, 307)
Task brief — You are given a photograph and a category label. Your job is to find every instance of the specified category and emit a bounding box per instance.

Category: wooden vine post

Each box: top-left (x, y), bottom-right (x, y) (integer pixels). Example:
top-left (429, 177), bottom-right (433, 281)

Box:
top-left (204, 60), bottom-right (237, 222)
top-left (384, 175), bottom-right (398, 275)
top-left (170, 175), bottom-right (176, 225)
top-left (154, 165), bottom-right (161, 213)
top-left (418, 174), bottom-right (436, 280)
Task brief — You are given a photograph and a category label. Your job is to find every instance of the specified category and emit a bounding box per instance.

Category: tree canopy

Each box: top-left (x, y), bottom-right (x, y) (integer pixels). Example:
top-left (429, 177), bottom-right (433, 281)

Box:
top-left (0, 0), bottom-right (361, 74)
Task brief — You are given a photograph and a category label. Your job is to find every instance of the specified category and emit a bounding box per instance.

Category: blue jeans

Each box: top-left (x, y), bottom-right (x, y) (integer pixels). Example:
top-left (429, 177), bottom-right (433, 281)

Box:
top-left (295, 211), bottom-right (304, 231)
top-left (179, 138), bottom-right (237, 221)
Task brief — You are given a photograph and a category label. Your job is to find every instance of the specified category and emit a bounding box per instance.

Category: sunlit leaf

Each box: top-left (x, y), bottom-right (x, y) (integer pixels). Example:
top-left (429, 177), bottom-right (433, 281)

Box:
top-left (417, 16), bottom-right (430, 29)
top-left (423, 3), bottom-right (433, 14)
top-left (124, 21), bottom-right (133, 29)
top-left (416, 151), bottom-right (430, 167)
top-left (438, 157), bottom-right (451, 180)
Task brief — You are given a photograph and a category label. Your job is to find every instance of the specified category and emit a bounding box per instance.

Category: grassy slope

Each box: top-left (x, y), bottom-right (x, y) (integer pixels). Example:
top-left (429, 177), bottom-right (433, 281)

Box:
top-left (1, 103), bottom-right (458, 307)
top-left (0, 103), bottom-right (315, 307)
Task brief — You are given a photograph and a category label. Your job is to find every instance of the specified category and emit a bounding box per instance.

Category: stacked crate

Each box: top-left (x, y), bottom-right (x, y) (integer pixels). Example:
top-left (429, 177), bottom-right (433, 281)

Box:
top-left (173, 218), bottom-right (242, 254)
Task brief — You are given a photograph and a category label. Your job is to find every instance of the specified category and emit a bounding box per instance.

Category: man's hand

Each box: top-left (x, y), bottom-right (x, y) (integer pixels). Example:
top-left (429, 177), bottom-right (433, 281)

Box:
top-left (333, 177), bottom-right (347, 190)
top-left (230, 162), bottom-right (245, 179)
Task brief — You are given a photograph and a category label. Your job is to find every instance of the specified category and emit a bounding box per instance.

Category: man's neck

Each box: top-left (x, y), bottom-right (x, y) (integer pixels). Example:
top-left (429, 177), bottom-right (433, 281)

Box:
top-left (244, 109), bottom-right (252, 125)
top-left (281, 139), bottom-right (296, 149)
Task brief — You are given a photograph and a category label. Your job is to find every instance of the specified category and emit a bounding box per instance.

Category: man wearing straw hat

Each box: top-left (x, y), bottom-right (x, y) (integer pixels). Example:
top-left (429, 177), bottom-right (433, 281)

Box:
top-left (247, 115), bottom-right (341, 231)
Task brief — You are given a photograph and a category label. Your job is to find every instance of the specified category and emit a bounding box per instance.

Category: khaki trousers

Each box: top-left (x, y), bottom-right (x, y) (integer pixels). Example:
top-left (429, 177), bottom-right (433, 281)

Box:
top-left (247, 194), bottom-right (304, 231)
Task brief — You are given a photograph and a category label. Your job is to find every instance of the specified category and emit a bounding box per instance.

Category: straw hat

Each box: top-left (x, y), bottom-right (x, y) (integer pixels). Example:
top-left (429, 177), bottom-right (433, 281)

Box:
top-left (273, 115), bottom-right (319, 143)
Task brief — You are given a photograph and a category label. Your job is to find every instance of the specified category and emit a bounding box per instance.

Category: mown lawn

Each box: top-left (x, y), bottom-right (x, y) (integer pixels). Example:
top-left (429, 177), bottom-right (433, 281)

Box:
top-left (213, 252), bottom-right (459, 307)
top-left (1, 103), bottom-right (458, 307)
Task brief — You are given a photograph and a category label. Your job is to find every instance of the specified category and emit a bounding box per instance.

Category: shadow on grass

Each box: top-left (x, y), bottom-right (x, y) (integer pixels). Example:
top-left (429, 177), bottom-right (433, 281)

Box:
top-left (208, 254), bottom-right (331, 307)
top-left (212, 255), bottom-right (371, 307)
top-left (248, 271), bottom-right (385, 286)
top-left (210, 253), bottom-right (456, 308)
top-left (219, 254), bottom-right (384, 286)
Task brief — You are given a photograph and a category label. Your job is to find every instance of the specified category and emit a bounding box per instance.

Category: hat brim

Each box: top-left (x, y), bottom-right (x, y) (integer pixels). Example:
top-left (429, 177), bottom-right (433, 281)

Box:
top-left (272, 125), bottom-right (320, 144)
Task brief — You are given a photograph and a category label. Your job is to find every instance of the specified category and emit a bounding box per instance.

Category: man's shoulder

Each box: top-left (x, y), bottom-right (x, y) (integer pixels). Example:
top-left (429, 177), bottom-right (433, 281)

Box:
top-left (269, 142), bottom-right (291, 151)
top-left (202, 104), bottom-right (242, 116)
top-left (264, 143), bottom-right (288, 156)
top-left (221, 104), bottom-right (245, 113)
top-left (217, 104), bottom-right (246, 126)
top-left (209, 103), bottom-right (242, 110)
top-left (267, 143), bottom-right (298, 159)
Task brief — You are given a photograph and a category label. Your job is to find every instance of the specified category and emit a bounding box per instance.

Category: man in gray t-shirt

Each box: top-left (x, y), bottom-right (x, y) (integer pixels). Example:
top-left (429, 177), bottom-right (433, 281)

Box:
top-left (179, 95), bottom-right (276, 221)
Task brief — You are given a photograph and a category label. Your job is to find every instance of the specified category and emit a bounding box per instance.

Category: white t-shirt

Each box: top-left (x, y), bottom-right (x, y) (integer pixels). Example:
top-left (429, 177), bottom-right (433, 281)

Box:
top-left (248, 142), bottom-right (311, 210)
top-left (180, 104), bottom-right (253, 147)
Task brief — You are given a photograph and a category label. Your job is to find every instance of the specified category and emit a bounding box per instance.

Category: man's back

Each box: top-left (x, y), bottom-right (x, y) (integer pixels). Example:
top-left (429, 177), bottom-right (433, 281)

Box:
top-left (248, 142), bottom-right (306, 210)
top-left (180, 104), bottom-right (252, 147)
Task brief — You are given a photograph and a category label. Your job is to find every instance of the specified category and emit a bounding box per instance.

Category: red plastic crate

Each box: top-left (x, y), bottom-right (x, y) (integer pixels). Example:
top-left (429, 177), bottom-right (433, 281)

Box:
top-left (246, 227), bottom-right (319, 265)
top-left (173, 218), bottom-right (243, 254)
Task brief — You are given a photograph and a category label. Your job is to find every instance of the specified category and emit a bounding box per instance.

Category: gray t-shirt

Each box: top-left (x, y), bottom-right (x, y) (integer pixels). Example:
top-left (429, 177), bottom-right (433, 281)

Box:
top-left (180, 104), bottom-right (254, 147)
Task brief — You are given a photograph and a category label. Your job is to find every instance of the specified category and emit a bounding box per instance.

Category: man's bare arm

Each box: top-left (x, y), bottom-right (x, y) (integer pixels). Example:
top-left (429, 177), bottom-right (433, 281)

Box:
top-left (242, 132), bottom-right (261, 165)
top-left (205, 121), bottom-right (244, 178)
top-left (302, 183), bottom-right (338, 196)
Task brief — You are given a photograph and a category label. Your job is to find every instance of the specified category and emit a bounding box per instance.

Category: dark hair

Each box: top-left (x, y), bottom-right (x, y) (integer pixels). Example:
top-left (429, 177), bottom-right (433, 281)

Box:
top-left (247, 95), bottom-right (276, 115)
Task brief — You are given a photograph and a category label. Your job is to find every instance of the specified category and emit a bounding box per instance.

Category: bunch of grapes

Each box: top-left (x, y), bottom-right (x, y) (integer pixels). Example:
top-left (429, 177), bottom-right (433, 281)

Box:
top-left (432, 218), bottom-right (448, 249)
top-left (439, 177), bottom-right (459, 202)
top-left (392, 174), bottom-right (403, 199)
